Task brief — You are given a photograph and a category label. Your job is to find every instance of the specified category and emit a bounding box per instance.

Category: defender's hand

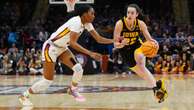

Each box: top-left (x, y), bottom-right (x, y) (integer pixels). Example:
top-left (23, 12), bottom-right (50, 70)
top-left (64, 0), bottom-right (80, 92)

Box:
top-left (90, 52), bottom-right (102, 61)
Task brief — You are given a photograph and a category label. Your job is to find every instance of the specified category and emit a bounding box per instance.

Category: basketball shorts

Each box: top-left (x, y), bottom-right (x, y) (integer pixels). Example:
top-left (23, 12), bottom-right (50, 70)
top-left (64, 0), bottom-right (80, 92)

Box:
top-left (119, 42), bottom-right (141, 68)
top-left (42, 40), bottom-right (68, 63)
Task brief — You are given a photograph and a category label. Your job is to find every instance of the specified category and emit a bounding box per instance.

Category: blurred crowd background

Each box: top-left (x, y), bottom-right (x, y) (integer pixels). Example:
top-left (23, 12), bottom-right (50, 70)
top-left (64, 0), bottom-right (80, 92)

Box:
top-left (0, 0), bottom-right (194, 75)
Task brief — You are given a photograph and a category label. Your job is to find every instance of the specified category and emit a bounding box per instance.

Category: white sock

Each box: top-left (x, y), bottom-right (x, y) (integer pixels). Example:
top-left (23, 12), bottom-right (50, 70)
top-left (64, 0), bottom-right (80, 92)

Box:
top-left (23, 90), bottom-right (30, 97)
top-left (71, 63), bottom-right (83, 87)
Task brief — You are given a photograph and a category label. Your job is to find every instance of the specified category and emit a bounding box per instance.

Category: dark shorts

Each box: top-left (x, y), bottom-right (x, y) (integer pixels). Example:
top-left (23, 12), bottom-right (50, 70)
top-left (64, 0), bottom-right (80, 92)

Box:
top-left (119, 42), bottom-right (141, 68)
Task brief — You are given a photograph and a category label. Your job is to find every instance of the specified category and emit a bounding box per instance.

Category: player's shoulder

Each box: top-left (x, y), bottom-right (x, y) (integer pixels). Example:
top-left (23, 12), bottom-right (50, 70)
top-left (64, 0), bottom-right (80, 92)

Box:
top-left (137, 19), bottom-right (146, 26)
top-left (68, 16), bottom-right (82, 25)
top-left (115, 19), bottom-right (123, 27)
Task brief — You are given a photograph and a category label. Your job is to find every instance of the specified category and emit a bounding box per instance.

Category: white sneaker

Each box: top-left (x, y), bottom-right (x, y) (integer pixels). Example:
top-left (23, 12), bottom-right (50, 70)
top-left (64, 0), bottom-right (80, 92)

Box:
top-left (19, 95), bottom-right (33, 106)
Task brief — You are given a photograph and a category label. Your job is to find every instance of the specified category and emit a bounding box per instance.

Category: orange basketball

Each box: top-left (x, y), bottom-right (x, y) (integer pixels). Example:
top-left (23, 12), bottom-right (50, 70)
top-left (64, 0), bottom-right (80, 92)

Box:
top-left (141, 41), bottom-right (159, 58)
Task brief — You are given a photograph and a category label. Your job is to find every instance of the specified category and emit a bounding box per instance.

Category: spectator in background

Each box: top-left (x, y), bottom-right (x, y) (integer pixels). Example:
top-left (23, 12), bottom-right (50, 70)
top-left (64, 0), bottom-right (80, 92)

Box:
top-left (24, 48), bottom-right (33, 63)
top-left (8, 49), bottom-right (20, 73)
top-left (188, 35), bottom-right (194, 52)
top-left (179, 61), bottom-right (187, 74)
top-left (154, 57), bottom-right (162, 74)
top-left (190, 54), bottom-right (194, 74)
top-left (35, 29), bottom-right (48, 49)
top-left (146, 59), bottom-right (155, 74)
top-left (170, 59), bottom-right (178, 74)
top-left (188, 35), bottom-right (194, 72)
top-left (36, 49), bottom-right (42, 59)
top-left (0, 53), bottom-right (4, 73)
top-left (18, 49), bottom-right (24, 58)
top-left (37, 29), bottom-right (48, 43)
top-left (161, 60), bottom-right (168, 75)
top-left (8, 43), bottom-right (18, 54)
top-left (1, 54), bottom-right (13, 74)
top-left (17, 56), bottom-right (28, 74)
top-left (28, 56), bottom-right (43, 75)
top-left (31, 41), bottom-right (39, 50)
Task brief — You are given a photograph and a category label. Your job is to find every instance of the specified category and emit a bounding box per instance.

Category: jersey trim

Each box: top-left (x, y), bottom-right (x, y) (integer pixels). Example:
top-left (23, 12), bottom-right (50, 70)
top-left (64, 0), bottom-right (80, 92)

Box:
top-left (44, 44), bottom-right (53, 63)
top-left (123, 17), bottom-right (137, 31)
top-left (51, 27), bottom-right (70, 42)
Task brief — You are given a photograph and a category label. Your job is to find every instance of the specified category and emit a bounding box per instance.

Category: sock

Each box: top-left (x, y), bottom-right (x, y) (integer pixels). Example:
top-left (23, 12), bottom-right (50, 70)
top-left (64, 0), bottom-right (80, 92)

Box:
top-left (23, 90), bottom-right (31, 97)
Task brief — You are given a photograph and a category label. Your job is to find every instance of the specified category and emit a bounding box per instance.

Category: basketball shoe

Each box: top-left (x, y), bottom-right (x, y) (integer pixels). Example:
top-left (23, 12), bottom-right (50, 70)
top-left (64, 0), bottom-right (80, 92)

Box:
top-left (153, 80), bottom-right (168, 103)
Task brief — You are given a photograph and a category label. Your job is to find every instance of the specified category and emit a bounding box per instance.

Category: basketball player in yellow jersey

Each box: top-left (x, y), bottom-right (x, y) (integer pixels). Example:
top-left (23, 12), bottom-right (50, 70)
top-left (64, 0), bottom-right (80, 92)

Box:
top-left (19, 0), bottom-right (113, 106)
top-left (114, 4), bottom-right (167, 103)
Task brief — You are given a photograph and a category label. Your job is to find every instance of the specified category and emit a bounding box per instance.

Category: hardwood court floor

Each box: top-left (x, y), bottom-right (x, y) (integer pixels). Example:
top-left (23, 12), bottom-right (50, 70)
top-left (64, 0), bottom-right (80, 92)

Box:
top-left (0, 74), bottom-right (194, 110)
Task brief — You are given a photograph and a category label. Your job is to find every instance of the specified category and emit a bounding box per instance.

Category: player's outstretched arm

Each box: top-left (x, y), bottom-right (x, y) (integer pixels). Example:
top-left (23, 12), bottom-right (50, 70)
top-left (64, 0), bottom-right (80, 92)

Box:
top-left (139, 20), bottom-right (156, 41)
top-left (69, 31), bottom-right (102, 61)
top-left (89, 29), bottom-right (113, 44)
top-left (139, 20), bottom-right (158, 46)
top-left (113, 20), bottom-right (127, 48)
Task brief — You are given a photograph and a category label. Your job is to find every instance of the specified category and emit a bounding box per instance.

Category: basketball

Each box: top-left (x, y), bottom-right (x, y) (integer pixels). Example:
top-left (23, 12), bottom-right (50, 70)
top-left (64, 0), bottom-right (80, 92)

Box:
top-left (141, 41), bottom-right (159, 58)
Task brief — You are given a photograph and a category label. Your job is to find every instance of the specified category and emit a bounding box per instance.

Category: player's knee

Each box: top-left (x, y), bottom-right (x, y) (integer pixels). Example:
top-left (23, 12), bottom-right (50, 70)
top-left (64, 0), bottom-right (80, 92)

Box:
top-left (31, 77), bottom-right (53, 93)
top-left (135, 54), bottom-right (145, 66)
top-left (72, 63), bottom-right (83, 74)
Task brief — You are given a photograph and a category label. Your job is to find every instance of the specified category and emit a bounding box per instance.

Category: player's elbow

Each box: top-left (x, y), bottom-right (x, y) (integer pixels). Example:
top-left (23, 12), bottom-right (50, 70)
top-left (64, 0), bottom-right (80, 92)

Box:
top-left (96, 38), bottom-right (107, 44)
top-left (96, 39), bottom-right (102, 43)
top-left (95, 36), bottom-right (102, 43)
top-left (69, 41), bottom-right (77, 48)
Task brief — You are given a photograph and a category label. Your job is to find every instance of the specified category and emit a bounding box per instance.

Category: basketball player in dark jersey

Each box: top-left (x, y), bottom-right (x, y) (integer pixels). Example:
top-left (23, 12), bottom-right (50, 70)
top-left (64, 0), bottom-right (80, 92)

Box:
top-left (114, 4), bottom-right (167, 103)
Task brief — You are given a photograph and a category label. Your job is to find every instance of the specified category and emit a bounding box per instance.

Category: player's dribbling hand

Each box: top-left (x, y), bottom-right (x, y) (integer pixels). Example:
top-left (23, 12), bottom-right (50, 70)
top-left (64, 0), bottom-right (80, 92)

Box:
top-left (149, 39), bottom-right (159, 48)
top-left (90, 52), bottom-right (102, 61)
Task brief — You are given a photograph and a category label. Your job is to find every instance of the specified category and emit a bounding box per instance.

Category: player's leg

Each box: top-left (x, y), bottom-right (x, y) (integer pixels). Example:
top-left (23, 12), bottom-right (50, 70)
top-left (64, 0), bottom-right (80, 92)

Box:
top-left (58, 49), bottom-right (85, 102)
top-left (113, 48), bottom-right (119, 77)
top-left (19, 43), bottom-right (56, 106)
top-left (19, 61), bottom-right (55, 106)
top-left (131, 48), bottom-right (156, 87)
top-left (30, 62), bottom-right (55, 93)
top-left (131, 48), bottom-right (167, 103)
